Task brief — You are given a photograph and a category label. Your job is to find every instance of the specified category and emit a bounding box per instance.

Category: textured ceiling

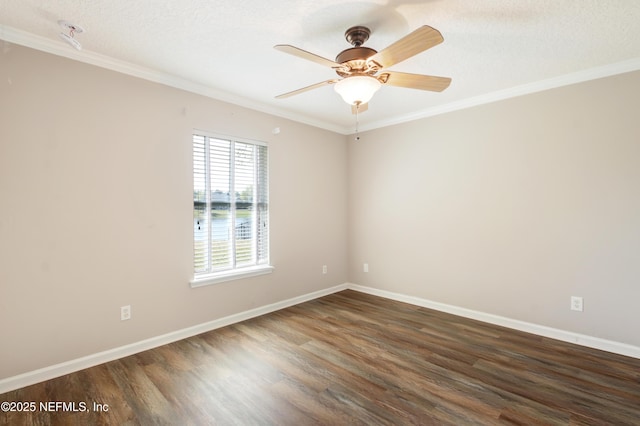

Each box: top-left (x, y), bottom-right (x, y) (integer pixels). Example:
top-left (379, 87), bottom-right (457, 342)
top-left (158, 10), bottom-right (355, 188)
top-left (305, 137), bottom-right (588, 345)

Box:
top-left (1, 0), bottom-right (640, 134)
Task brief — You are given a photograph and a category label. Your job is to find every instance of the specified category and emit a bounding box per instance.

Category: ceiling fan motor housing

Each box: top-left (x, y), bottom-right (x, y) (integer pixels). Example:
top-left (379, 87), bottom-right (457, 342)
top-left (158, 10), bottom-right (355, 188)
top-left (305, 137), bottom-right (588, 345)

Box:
top-left (335, 46), bottom-right (378, 77)
top-left (335, 46), bottom-right (377, 64)
top-left (335, 26), bottom-right (381, 77)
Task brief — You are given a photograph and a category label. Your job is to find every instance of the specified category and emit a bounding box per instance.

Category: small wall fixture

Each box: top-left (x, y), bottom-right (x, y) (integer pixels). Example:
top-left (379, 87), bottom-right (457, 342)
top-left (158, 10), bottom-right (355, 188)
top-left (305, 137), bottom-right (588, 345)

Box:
top-left (58, 20), bottom-right (84, 51)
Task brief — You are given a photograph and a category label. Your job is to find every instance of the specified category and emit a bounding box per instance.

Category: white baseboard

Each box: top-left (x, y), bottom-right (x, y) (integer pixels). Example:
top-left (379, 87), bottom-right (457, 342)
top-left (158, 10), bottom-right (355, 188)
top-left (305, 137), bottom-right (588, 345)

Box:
top-left (3, 281), bottom-right (638, 394)
top-left (0, 283), bottom-right (349, 394)
top-left (347, 283), bottom-right (640, 360)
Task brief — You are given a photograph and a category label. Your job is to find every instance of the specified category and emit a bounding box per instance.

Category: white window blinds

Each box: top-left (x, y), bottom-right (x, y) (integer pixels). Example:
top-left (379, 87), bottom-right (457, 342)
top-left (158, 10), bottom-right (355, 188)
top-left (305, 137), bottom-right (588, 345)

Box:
top-left (193, 133), bottom-right (269, 276)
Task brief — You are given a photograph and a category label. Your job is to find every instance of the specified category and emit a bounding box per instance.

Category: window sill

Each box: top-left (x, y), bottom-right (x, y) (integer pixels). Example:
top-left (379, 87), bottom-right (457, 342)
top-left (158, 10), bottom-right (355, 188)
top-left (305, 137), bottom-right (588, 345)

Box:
top-left (190, 265), bottom-right (275, 288)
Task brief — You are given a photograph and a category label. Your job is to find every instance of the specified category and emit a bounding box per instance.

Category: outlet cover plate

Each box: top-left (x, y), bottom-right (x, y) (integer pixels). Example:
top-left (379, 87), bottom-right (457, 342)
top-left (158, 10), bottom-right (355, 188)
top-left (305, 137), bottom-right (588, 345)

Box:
top-left (121, 305), bottom-right (131, 321)
top-left (571, 296), bottom-right (583, 312)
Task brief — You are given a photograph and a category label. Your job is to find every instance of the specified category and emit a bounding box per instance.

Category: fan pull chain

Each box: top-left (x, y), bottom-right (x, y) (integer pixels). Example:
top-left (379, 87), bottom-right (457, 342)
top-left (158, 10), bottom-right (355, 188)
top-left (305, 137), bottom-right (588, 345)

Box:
top-left (355, 102), bottom-right (361, 141)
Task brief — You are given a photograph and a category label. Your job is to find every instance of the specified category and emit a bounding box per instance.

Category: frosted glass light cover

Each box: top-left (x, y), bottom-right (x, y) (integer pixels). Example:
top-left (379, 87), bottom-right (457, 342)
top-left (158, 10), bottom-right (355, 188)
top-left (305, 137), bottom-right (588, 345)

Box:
top-left (334, 76), bottom-right (381, 105)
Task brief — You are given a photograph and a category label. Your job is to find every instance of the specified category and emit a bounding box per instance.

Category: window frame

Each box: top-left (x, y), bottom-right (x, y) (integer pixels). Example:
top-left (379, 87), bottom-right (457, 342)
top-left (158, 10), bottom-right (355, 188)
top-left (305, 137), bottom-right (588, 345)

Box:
top-left (190, 130), bottom-right (273, 288)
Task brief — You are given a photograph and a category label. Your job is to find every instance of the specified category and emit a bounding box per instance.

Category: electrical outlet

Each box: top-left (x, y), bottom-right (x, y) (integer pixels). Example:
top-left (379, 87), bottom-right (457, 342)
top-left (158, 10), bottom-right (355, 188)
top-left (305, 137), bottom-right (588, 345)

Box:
top-left (363, 263), bottom-right (369, 273)
top-left (121, 305), bottom-right (131, 321)
top-left (322, 265), bottom-right (327, 274)
top-left (570, 296), bottom-right (583, 312)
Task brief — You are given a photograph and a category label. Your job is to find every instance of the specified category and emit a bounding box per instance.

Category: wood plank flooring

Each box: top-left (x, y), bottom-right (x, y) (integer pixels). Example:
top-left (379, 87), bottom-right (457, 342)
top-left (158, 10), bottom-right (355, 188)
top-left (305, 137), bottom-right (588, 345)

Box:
top-left (1, 290), bottom-right (639, 425)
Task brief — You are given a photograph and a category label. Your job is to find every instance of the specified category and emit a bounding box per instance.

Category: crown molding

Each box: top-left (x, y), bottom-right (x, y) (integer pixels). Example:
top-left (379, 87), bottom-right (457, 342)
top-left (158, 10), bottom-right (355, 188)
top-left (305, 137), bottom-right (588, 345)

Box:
top-left (358, 57), bottom-right (640, 133)
top-left (3, 24), bottom-right (639, 135)
top-left (0, 24), bottom-right (346, 134)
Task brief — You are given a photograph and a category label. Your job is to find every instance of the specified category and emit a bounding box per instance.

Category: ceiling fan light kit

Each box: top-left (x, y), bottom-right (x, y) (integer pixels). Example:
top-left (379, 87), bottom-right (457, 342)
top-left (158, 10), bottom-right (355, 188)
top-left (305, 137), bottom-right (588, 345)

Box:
top-left (334, 75), bottom-right (381, 105)
top-left (274, 24), bottom-right (451, 112)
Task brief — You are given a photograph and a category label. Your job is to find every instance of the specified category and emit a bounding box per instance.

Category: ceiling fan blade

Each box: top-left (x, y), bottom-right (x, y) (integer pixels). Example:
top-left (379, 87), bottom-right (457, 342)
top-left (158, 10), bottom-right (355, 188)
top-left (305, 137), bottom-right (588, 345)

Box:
top-left (351, 102), bottom-right (369, 114)
top-left (275, 79), bottom-right (339, 99)
top-left (368, 26), bottom-right (444, 69)
top-left (380, 71), bottom-right (451, 92)
top-left (274, 44), bottom-right (341, 69)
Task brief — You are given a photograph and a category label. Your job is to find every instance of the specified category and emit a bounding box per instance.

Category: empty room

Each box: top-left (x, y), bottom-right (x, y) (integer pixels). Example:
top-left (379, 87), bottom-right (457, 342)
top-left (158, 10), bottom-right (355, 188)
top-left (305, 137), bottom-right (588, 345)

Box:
top-left (1, 1), bottom-right (639, 424)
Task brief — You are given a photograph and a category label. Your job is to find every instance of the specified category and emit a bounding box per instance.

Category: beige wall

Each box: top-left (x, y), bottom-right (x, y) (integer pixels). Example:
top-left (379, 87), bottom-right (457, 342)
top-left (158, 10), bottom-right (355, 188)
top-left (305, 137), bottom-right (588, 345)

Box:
top-left (348, 70), bottom-right (640, 347)
top-left (2, 42), bottom-right (639, 381)
top-left (0, 44), bottom-right (348, 379)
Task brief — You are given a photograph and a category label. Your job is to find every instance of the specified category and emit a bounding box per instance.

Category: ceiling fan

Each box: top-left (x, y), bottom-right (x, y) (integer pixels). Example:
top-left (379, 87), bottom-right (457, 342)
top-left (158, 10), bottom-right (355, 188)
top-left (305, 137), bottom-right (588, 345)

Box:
top-left (274, 25), bottom-right (451, 113)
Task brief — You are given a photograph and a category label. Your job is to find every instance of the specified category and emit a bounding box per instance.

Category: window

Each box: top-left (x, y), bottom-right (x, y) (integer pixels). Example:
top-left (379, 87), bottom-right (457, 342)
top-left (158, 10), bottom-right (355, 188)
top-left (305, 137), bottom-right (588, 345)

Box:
top-left (191, 132), bottom-right (271, 287)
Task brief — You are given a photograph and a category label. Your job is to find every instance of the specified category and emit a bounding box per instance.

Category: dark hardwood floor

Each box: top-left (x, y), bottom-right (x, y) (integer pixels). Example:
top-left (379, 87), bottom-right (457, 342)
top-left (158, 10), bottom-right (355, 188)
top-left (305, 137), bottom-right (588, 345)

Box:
top-left (2, 290), bottom-right (639, 425)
